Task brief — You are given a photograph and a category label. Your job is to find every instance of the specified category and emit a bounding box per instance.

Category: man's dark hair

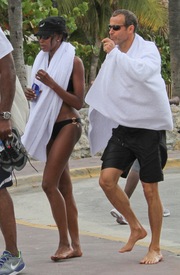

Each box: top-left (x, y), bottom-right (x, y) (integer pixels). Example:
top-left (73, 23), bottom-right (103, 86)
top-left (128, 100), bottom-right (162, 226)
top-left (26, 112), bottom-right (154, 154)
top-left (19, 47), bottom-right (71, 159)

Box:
top-left (112, 9), bottom-right (138, 32)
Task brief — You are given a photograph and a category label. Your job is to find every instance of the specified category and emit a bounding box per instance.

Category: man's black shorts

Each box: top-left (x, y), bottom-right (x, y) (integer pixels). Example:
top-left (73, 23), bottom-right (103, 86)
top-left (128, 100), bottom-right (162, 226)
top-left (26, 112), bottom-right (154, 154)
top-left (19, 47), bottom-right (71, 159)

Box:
top-left (101, 125), bottom-right (167, 183)
top-left (0, 167), bottom-right (13, 189)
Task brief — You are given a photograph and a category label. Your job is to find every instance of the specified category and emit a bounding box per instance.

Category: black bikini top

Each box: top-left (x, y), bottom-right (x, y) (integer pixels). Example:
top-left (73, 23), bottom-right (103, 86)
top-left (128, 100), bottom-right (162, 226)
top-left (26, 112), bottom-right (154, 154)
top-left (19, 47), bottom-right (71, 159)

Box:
top-left (67, 77), bottom-right (74, 93)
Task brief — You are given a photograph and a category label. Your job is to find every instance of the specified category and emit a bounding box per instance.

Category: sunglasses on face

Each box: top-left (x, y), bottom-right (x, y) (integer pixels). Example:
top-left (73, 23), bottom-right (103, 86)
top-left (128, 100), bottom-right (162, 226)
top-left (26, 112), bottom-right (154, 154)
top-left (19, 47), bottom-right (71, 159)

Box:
top-left (108, 24), bottom-right (125, 31)
top-left (37, 35), bottom-right (53, 40)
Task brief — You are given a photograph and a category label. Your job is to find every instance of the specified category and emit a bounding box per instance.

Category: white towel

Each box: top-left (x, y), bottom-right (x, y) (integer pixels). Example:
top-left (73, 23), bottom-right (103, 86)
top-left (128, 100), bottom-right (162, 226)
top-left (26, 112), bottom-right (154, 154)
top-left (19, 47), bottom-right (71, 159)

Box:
top-left (22, 42), bottom-right (75, 161)
top-left (11, 76), bottom-right (29, 136)
top-left (85, 34), bottom-right (173, 155)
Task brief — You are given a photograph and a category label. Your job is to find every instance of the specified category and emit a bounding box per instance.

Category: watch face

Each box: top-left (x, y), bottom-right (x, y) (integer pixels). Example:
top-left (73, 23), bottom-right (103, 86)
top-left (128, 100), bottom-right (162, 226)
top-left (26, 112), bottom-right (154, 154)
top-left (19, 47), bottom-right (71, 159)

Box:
top-left (0, 112), bottom-right (11, 119)
top-left (5, 112), bottom-right (11, 119)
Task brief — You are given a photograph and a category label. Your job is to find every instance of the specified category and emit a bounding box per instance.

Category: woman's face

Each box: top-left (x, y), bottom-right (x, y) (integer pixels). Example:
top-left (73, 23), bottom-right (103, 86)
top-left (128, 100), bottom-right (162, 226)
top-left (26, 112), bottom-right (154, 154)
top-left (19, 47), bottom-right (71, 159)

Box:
top-left (38, 33), bottom-right (62, 53)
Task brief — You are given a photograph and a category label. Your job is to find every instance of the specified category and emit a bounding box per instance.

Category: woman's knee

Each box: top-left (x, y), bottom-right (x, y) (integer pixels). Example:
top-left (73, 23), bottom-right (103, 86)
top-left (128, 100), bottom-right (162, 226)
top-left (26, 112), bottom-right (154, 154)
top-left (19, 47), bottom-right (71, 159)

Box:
top-left (42, 180), bottom-right (48, 193)
top-left (59, 182), bottom-right (72, 199)
top-left (42, 180), bottom-right (55, 195)
top-left (59, 169), bottom-right (72, 196)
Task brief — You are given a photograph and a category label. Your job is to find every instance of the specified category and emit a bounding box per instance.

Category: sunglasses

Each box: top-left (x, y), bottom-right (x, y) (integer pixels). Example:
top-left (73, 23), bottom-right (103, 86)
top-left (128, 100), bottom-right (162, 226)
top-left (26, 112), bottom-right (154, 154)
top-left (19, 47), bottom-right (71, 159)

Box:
top-left (37, 35), bottom-right (53, 40)
top-left (108, 24), bottom-right (125, 31)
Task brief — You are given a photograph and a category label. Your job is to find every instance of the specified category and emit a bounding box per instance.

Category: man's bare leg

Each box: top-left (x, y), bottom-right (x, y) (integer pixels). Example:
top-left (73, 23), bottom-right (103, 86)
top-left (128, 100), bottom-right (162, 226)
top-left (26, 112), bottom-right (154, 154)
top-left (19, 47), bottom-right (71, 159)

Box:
top-left (140, 182), bottom-right (163, 264)
top-left (0, 188), bottom-right (19, 256)
top-left (99, 168), bottom-right (147, 252)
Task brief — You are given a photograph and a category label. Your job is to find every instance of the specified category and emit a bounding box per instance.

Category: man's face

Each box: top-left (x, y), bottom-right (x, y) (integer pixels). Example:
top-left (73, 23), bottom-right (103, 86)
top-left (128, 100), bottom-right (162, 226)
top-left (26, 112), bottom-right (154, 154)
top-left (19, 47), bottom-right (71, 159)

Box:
top-left (109, 14), bottom-right (132, 48)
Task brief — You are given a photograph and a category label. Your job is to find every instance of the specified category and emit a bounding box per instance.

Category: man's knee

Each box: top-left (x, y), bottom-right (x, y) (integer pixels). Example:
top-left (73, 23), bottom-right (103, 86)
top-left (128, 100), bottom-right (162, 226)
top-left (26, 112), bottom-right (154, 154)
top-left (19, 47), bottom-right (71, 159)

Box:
top-left (142, 182), bottom-right (158, 201)
top-left (99, 176), bottom-right (112, 191)
top-left (99, 169), bottom-right (120, 191)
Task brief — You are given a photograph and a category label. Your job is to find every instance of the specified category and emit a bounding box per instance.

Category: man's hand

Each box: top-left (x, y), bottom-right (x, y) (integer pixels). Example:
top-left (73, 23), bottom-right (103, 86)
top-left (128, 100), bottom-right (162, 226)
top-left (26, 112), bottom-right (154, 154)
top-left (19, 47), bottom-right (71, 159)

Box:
top-left (102, 38), bottom-right (115, 53)
top-left (0, 120), bottom-right (12, 140)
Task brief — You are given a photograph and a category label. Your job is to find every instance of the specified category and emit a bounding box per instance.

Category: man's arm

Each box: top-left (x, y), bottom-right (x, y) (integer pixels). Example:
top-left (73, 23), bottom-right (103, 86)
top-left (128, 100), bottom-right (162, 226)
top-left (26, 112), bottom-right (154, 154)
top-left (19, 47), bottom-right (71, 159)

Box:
top-left (0, 52), bottom-right (16, 140)
top-left (0, 52), bottom-right (16, 111)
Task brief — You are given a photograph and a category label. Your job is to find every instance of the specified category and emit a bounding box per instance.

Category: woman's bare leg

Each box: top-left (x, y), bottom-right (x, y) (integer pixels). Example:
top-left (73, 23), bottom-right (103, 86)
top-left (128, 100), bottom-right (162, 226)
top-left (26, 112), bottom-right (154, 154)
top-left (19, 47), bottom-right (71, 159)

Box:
top-left (59, 165), bottom-right (82, 257)
top-left (42, 123), bottom-right (81, 260)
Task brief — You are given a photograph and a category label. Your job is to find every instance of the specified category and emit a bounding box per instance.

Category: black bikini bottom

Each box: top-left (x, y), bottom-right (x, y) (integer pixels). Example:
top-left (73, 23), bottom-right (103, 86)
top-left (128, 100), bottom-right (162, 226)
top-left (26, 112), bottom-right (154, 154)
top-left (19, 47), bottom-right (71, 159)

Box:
top-left (51, 118), bottom-right (81, 140)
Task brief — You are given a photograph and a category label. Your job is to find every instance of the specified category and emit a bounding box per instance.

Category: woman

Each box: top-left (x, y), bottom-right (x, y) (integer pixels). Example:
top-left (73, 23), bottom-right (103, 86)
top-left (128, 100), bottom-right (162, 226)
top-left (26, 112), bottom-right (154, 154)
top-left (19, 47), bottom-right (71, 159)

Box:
top-left (22, 16), bottom-right (85, 261)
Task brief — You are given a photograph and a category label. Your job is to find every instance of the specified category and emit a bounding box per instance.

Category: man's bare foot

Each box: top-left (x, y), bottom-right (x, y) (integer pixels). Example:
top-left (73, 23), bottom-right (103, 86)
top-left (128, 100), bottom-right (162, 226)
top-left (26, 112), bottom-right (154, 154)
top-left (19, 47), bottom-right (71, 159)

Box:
top-left (51, 247), bottom-right (82, 261)
top-left (119, 227), bottom-right (147, 253)
top-left (140, 250), bottom-right (163, 264)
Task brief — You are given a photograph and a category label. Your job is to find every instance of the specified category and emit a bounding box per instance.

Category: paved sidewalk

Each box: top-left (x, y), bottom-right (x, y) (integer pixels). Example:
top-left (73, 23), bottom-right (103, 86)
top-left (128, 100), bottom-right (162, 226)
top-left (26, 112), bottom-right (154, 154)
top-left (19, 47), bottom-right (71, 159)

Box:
top-left (1, 151), bottom-right (179, 275)
top-left (4, 223), bottom-right (179, 275)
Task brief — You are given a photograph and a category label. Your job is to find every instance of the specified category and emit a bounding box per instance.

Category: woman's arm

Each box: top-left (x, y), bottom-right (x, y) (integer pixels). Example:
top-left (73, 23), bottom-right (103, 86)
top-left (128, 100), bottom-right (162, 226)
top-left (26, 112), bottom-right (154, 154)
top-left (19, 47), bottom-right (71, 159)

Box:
top-left (36, 56), bottom-right (85, 110)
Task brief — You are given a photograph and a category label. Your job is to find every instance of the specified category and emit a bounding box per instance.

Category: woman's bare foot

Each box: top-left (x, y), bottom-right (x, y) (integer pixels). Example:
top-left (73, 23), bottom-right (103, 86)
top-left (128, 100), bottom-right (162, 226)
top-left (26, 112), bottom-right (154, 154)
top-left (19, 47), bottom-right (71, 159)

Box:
top-left (119, 227), bottom-right (147, 253)
top-left (140, 250), bottom-right (163, 264)
top-left (65, 247), bottom-right (82, 259)
top-left (51, 246), bottom-right (73, 261)
top-left (71, 245), bottom-right (83, 258)
top-left (51, 246), bottom-right (82, 261)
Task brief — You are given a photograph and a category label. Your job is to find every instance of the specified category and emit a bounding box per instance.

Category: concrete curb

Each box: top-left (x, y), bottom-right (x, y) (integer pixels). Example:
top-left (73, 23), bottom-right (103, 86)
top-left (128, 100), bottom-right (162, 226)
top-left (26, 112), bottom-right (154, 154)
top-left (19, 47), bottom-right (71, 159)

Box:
top-left (164, 158), bottom-right (180, 168)
top-left (13, 158), bottom-right (180, 189)
top-left (13, 166), bottom-right (101, 188)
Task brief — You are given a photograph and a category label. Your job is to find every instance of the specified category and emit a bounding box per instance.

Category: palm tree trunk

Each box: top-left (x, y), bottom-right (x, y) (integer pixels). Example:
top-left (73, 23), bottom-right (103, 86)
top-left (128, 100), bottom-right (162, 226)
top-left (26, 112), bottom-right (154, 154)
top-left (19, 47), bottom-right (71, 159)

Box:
top-left (168, 0), bottom-right (180, 97)
top-left (89, 39), bottom-right (102, 88)
top-left (8, 0), bottom-right (27, 91)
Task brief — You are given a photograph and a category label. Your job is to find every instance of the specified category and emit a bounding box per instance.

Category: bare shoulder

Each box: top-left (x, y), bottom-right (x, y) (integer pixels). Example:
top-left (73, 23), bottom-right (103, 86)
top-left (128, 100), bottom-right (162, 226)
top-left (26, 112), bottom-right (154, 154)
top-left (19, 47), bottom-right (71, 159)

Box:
top-left (74, 56), bottom-right (84, 67)
top-left (72, 56), bottom-right (84, 75)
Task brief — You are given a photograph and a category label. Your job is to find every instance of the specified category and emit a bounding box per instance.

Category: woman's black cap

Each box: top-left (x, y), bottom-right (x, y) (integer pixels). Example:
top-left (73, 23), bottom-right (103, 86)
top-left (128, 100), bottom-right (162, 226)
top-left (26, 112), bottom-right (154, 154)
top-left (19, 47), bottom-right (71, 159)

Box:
top-left (35, 16), bottom-right (67, 37)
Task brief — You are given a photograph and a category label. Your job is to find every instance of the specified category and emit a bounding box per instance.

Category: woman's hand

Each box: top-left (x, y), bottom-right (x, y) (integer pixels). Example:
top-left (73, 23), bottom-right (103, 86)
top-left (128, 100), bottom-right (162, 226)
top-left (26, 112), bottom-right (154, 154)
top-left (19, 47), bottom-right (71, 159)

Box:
top-left (36, 69), bottom-right (54, 88)
top-left (25, 88), bottom-right (37, 101)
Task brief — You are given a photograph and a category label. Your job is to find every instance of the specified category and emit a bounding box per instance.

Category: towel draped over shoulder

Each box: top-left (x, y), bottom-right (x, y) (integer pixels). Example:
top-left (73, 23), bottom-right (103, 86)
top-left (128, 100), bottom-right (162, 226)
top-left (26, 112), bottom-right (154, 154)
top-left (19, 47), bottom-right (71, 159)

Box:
top-left (22, 42), bottom-right (75, 161)
top-left (85, 34), bottom-right (173, 155)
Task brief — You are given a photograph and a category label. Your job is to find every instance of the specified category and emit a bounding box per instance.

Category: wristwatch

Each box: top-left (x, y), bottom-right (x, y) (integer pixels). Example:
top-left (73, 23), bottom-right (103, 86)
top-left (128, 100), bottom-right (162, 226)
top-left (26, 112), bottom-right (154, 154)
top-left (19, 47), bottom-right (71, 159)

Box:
top-left (0, 112), bottom-right (11, 120)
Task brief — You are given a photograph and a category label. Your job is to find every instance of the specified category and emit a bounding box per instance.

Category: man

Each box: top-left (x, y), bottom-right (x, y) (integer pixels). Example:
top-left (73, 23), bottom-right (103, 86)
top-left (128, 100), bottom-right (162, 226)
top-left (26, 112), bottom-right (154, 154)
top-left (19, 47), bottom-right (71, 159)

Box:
top-left (110, 95), bottom-right (180, 225)
top-left (0, 27), bottom-right (25, 274)
top-left (85, 9), bottom-right (173, 265)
